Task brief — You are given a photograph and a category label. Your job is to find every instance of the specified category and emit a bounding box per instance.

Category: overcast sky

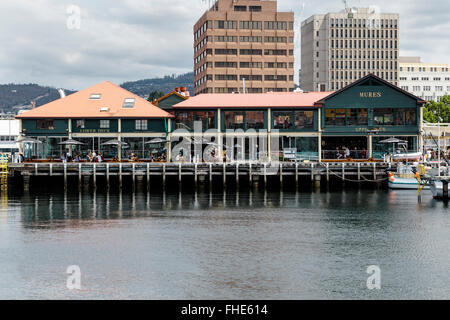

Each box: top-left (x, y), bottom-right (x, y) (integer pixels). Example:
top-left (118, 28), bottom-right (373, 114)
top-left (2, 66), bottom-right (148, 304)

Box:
top-left (0, 0), bottom-right (448, 90)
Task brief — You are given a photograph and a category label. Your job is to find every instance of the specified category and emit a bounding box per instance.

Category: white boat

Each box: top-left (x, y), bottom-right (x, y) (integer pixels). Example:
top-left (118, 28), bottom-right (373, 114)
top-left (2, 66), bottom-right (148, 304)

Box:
top-left (391, 152), bottom-right (423, 161)
top-left (388, 163), bottom-right (429, 190)
top-left (388, 173), bottom-right (429, 190)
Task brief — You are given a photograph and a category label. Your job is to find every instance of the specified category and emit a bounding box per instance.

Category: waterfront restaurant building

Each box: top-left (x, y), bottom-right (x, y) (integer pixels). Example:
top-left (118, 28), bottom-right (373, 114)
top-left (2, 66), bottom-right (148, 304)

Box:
top-left (172, 74), bottom-right (426, 161)
top-left (15, 81), bottom-right (173, 160)
top-left (15, 74), bottom-right (425, 162)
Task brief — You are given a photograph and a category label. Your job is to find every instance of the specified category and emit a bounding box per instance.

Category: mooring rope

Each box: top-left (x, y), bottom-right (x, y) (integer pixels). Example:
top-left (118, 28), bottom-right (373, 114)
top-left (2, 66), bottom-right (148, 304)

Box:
top-left (317, 163), bottom-right (389, 183)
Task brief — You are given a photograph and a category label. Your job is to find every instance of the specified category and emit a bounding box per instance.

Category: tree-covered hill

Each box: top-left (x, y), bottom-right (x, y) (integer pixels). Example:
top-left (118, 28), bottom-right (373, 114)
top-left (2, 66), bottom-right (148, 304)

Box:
top-left (120, 72), bottom-right (194, 98)
top-left (0, 84), bottom-right (76, 113)
top-left (0, 72), bottom-right (194, 114)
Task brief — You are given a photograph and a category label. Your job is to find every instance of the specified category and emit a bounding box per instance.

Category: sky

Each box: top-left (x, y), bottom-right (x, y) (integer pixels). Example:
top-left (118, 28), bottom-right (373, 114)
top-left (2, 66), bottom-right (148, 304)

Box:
top-left (0, 0), bottom-right (449, 90)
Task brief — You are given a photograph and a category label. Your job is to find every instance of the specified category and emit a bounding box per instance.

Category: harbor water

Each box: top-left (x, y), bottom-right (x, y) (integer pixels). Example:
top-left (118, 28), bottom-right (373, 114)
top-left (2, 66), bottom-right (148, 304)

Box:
top-left (0, 186), bottom-right (449, 300)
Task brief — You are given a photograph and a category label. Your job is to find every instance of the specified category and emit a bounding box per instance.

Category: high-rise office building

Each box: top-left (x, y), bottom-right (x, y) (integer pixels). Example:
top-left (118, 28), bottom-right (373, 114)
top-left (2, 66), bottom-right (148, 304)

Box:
top-left (301, 7), bottom-right (399, 92)
top-left (193, 0), bottom-right (295, 95)
top-left (399, 57), bottom-right (450, 101)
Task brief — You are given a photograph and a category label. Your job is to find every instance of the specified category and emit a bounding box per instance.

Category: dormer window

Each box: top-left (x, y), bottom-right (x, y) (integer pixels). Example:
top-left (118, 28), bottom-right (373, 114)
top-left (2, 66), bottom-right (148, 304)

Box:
top-left (123, 98), bottom-right (135, 108)
top-left (89, 93), bottom-right (102, 100)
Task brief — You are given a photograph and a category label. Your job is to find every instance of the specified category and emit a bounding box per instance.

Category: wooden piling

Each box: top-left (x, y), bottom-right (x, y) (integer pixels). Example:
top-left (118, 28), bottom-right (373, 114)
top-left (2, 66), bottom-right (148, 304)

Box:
top-left (106, 163), bottom-right (110, 187)
top-left (64, 163), bottom-right (67, 189)
top-left (93, 163), bottom-right (97, 188)
top-left (223, 163), bottom-right (226, 186)
top-left (209, 163), bottom-right (212, 188)
top-left (119, 163), bottom-right (123, 189)
top-left (358, 163), bottom-right (361, 181)
top-left (163, 163), bottom-right (166, 189)
top-left (295, 162), bottom-right (299, 189)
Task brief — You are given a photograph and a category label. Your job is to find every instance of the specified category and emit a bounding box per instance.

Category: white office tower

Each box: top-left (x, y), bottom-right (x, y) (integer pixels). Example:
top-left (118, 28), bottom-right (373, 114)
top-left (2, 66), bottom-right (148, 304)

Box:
top-left (301, 7), bottom-right (399, 92)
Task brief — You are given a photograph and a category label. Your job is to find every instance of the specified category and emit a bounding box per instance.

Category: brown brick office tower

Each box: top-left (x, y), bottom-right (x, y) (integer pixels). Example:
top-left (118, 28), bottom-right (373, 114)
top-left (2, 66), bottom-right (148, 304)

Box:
top-left (194, 0), bottom-right (295, 95)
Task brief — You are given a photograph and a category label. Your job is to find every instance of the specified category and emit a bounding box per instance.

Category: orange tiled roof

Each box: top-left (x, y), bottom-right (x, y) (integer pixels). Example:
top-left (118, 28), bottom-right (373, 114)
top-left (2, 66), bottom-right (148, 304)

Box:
top-left (16, 81), bottom-right (173, 119)
top-left (173, 92), bottom-right (334, 109)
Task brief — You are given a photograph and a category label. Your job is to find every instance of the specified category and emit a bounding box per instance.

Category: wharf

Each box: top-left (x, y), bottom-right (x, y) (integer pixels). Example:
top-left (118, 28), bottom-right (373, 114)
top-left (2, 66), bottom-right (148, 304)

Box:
top-left (6, 162), bottom-right (396, 190)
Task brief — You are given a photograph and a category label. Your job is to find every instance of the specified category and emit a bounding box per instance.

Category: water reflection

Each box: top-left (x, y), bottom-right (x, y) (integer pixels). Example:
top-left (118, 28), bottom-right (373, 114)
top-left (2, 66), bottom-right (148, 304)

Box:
top-left (1, 187), bottom-right (449, 299)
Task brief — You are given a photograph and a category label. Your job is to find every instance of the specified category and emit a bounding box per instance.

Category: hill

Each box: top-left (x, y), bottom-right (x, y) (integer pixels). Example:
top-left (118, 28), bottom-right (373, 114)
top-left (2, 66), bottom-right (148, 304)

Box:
top-left (0, 84), bottom-right (76, 114)
top-left (0, 72), bottom-right (194, 114)
top-left (120, 72), bottom-right (194, 98)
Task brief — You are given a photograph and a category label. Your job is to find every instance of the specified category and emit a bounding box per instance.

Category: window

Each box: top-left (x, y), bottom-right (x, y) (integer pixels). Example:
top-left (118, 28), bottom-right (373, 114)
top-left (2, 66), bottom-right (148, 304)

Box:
top-left (175, 111), bottom-right (194, 130)
top-left (89, 93), bottom-right (101, 100)
top-left (135, 120), bottom-right (148, 130)
top-left (214, 36), bottom-right (237, 42)
top-left (294, 111), bottom-right (314, 129)
top-left (215, 61), bottom-right (237, 68)
top-left (264, 21), bottom-right (287, 30)
top-left (224, 111), bottom-right (244, 129)
top-left (273, 112), bottom-right (292, 129)
top-left (123, 98), bottom-right (135, 108)
top-left (245, 111), bottom-right (264, 129)
top-left (239, 21), bottom-right (261, 29)
top-left (37, 120), bottom-right (54, 130)
top-left (76, 120), bottom-right (85, 129)
top-left (100, 120), bottom-right (110, 129)
top-left (249, 6), bottom-right (261, 12)
top-left (240, 49), bottom-right (262, 55)
top-left (395, 109), bottom-right (416, 125)
top-left (346, 109), bottom-right (368, 126)
top-left (234, 5), bottom-right (246, 11)
top-left (325, 109), bottom-right (346, 126)
top-left (196, 111), bottom-right (216, 130)
top-left (214, 20), bottom-right (237, 29)
top-left (374, 108), bottom-right (394, 125)
top-left (215, 49), bottom-right (237, 55)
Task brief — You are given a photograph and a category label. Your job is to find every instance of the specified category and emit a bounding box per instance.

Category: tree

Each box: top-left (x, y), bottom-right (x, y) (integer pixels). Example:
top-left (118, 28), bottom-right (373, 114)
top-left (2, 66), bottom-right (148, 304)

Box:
top-left (147, 90), bottom-right (165, 102)
top-left (423, 95), bottom-right (450, 123)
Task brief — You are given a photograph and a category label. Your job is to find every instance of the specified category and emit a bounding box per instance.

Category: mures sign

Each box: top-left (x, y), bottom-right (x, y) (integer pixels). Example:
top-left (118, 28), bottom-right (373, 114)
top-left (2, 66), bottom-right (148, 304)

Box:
top-left (360, 92), bottom-right (382, 98)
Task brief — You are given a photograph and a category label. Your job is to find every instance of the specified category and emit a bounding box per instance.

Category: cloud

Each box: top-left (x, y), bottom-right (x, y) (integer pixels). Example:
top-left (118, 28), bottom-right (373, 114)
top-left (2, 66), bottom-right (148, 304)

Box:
top-left (0, 0), bottom-right (448, 89)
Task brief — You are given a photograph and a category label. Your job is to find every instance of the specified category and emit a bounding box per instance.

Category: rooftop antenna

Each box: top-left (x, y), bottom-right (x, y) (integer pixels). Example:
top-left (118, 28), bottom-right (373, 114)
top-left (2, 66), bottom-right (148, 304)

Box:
top-left (342, 0), bottom-right (348, 9)
top-left (296, 2), bottom-right (306, 86)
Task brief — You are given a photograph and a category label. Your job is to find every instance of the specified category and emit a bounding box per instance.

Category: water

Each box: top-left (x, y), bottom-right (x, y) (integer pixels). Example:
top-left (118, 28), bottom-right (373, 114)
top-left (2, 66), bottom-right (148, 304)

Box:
top-left (0, 187), bottom-right (449, 300)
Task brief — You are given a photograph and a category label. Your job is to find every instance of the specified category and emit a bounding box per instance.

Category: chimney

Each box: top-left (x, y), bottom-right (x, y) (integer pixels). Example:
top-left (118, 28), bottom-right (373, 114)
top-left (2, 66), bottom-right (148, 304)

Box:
top-left (58, 88), bottom-right (66, 98)
top-left (32, 101), bottom-right (36, 109)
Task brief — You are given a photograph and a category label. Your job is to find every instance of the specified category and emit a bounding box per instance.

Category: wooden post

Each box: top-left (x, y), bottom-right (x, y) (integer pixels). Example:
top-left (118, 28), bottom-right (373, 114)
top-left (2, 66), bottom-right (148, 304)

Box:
top-left (223, 163), bottom-right (226, 186)
top-left (342, 163), bottom-right (345, 180)
top-left (106, 163), bottom-right (110, 187)
top-left (209, 163), bottom-right (212, 188)
top-left (119, 163), bottom-right (123, 189)
top-left (236, 163), bottom-right (239, 186)
top-left (249, 163), bottom-right (253, 184)
top-left (78, 163), bottom-right (82, 187)
top-left (373, 162), bottom-right (376, 180)
top-left (326, 163), bottom-right (329, 182)
top-left (35, 163), bottom-right (38, 176)
top-left (264, 163), bottom-right (267, 187)
top-left (311, 163), bottom-right (314, 181)
top-left (358, 163), bottom-right (361, 181)
top-left (50, 163), bottom-right (53, 177)
top-left (279, 163), bottom-right (283, 187)
top-left (93, 163), bottom-right (97, 188)
top-left (195, 163), bottom-right (198, 188)
top-left (179, 163), bottom-right (182, 185)
top-left (64, 163), bottom-right (67, 189)
top-left (132, 163), bottom-right (136, 187)
top-left (147, 163), bottom-right (150, 190)
top-left (163, 163), bottom-right (166, 189)
top-left (295, 162), bottom-right (299, 189)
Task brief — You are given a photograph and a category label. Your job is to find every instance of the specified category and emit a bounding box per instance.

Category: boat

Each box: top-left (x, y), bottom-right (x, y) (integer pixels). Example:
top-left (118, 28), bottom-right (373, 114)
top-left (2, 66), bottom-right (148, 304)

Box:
top-left (391, 152), bottom-right (423, 161)
top-left (388, 163), bottom-right (429, 190)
